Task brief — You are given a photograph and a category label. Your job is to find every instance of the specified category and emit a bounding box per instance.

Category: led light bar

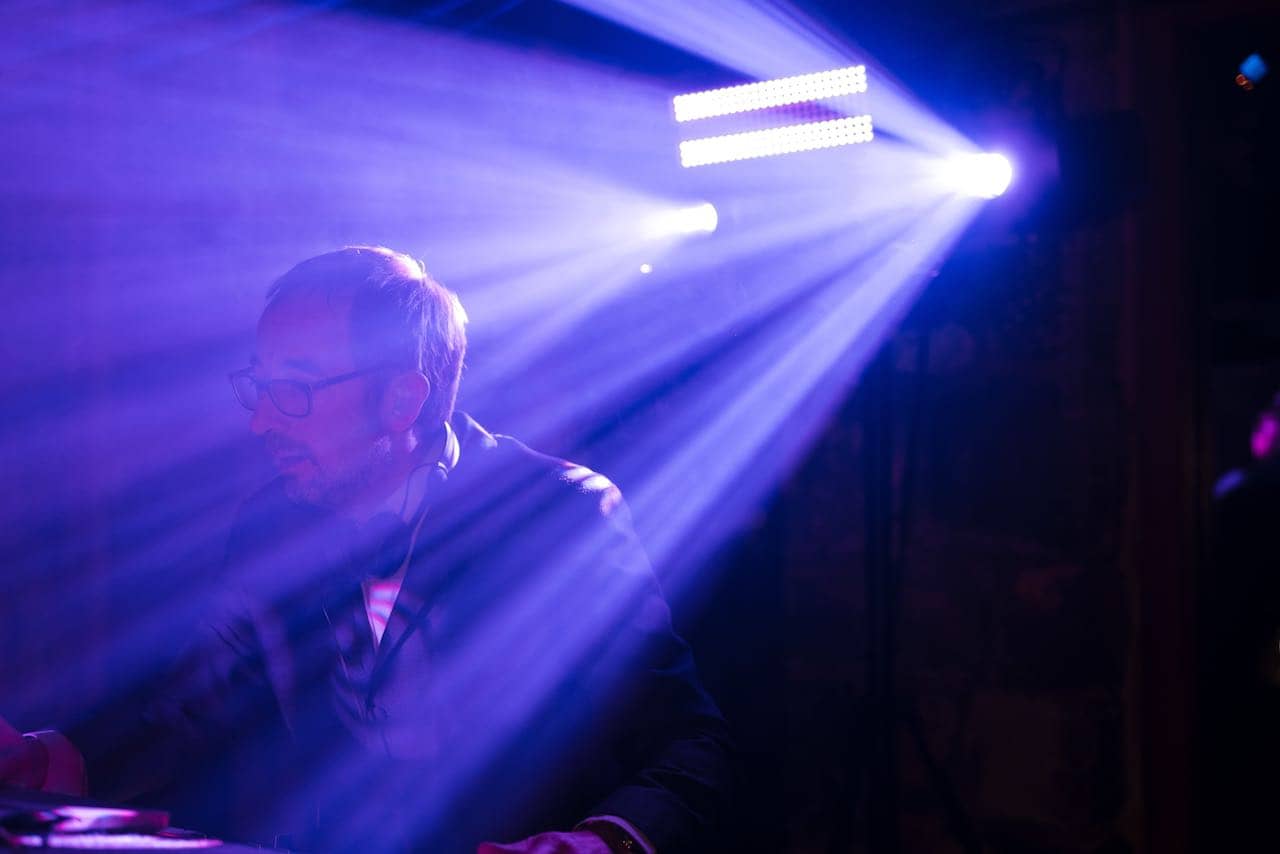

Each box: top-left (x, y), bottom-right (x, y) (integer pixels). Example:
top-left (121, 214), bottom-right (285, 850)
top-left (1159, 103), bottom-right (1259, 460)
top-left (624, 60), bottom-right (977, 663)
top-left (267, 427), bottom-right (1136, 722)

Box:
top-left (673, 65), bottom-right (867, 122)
top-left (679, 115), bottom-right (874, 168)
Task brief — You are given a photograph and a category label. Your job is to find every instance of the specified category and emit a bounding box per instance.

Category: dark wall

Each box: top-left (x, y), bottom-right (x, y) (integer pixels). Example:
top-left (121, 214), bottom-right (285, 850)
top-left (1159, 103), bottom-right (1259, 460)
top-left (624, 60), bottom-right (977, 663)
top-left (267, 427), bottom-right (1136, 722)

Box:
top-left (688, 3), bottom-right (1277, 853)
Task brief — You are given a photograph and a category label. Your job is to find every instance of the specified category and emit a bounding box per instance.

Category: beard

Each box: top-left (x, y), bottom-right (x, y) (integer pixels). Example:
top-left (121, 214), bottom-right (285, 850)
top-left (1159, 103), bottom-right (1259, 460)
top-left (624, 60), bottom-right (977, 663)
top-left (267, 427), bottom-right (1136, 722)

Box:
top-left (282, 434), bottom-right (395, 509)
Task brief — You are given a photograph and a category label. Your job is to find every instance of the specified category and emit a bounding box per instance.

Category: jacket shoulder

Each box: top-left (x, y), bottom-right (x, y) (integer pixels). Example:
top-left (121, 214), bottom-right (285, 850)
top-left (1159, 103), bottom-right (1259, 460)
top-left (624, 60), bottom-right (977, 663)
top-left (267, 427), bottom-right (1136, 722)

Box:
top-left (480, 426), bottom-right (626, 520)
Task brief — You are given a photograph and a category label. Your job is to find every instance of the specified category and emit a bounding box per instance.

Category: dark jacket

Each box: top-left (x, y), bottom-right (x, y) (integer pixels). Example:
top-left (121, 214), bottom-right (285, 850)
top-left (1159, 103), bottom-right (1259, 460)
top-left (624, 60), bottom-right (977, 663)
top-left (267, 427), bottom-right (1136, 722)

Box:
top-left (90, 413), bottom-right (731, 852)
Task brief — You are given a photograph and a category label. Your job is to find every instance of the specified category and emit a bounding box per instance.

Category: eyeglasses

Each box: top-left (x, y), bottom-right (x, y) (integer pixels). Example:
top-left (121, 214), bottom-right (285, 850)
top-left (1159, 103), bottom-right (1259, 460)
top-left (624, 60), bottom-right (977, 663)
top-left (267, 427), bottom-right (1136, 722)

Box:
top-left (229, 365), bottom-right (387, 418)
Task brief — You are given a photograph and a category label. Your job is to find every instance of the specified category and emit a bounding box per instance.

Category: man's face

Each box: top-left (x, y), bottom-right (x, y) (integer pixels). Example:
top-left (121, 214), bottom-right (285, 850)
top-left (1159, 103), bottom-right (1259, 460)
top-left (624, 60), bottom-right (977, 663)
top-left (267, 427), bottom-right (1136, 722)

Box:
top-left (250, 294), bottom-right (392, 508)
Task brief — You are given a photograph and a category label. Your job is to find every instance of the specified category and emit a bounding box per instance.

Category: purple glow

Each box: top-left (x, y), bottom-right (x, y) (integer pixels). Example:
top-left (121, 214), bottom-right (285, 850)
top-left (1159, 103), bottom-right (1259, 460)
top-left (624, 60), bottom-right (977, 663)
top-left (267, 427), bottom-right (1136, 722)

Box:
top-left (3, 2), bottom-right (996, 845)
top-left (1252, 413), bottom-right (1278, 460)
top-left (621, 197), bottom-right (983, 595)
top-left (497, 138), bottom-right (979, 444)
top-left (558, 0), bottom-right (975, 154)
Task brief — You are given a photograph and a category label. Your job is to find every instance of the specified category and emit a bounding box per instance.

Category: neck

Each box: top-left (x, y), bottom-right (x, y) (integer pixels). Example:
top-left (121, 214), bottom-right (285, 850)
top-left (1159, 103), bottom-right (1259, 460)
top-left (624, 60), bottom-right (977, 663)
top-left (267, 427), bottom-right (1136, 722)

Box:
top-left (335, 428), bottom-right (445, 525)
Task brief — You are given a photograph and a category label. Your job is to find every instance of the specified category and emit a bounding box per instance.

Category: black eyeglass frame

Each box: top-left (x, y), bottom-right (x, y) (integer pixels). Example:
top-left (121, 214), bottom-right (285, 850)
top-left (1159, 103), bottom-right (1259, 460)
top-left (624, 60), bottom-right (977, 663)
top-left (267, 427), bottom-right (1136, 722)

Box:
top-left (229, 364), bottom-right (390, 418)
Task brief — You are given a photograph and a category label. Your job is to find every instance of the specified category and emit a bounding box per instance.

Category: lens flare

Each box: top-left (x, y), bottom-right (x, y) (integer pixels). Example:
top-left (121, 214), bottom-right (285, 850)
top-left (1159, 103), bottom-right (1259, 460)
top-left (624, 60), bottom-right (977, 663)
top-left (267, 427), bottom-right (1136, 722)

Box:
top-left (644, 203), bottom-right (719, 237)
top-left (938, 152), bottom-right (1013, 199)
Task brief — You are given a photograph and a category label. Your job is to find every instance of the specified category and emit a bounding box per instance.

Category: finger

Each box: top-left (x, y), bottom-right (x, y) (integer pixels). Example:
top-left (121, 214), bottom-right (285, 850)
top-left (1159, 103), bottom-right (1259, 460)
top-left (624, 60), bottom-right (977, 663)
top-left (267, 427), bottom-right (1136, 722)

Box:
top-left (0, 715), bottom-right (23, 749)
top-left (0, 743), bottom-right (37, 787)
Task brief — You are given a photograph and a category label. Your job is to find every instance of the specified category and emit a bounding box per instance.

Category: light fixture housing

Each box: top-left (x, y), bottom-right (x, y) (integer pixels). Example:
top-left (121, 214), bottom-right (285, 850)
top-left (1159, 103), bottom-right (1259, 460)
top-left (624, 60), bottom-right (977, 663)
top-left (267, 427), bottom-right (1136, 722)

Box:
top-left (939, 152), bottom-right (1014, 199)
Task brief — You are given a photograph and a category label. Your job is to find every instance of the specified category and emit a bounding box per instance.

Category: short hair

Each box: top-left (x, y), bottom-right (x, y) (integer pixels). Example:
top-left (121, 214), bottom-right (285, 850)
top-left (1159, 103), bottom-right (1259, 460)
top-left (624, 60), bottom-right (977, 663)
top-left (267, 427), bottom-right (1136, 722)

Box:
top-left (266, 246), bottom-right (468, 432)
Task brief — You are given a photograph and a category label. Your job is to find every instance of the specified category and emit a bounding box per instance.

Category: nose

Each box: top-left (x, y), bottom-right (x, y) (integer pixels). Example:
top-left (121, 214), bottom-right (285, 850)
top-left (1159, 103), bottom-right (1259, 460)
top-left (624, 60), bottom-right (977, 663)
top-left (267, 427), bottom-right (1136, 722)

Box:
top-left (250, 390), bottom-right (286, 437)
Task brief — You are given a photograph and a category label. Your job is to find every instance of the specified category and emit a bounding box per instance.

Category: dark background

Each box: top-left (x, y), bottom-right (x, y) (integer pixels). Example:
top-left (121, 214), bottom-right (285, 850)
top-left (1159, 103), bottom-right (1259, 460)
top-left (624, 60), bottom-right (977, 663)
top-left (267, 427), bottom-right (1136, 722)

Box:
top-left (3, 1), bottom-right (1279, 852)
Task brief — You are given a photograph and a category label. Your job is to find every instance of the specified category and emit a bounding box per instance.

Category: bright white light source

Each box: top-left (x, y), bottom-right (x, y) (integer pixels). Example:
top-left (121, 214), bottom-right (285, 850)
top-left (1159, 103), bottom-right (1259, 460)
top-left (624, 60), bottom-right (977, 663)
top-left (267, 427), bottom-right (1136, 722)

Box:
top-left (673, 65), bottom-right (868, 122)
top-left (680, 116), bottom-right (874, 168)
top-left (645, 203), bottom-right (719, 238)
top-left (940, 152), bottom-right (1013, 199)
top-left (639, 263), bottom-right (653, 274)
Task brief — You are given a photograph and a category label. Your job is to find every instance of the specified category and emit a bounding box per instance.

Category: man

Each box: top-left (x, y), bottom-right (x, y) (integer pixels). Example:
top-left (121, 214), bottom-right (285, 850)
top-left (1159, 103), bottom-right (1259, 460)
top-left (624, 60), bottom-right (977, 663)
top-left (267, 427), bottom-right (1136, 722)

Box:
top-left (1, 246), bottom-right (731, 853)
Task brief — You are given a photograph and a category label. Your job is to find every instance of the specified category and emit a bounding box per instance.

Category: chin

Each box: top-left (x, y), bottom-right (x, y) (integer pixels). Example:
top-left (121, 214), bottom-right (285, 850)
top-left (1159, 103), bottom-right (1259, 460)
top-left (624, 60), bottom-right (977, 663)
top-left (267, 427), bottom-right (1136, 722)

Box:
top-left (280, 442), bottom-right (393, 509)
top-left (281, 474), bottom-right (328, 507)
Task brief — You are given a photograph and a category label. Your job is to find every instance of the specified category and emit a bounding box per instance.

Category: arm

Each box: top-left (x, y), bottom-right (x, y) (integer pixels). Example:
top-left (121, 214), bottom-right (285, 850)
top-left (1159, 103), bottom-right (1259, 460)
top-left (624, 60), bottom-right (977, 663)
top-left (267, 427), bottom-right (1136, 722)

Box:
top-left (0, 715), bottom-right (84, 796)
top-left (60, 592), bottom-right (272, 807)
top-left (586, 487), bottom-right (733, 852)
top-left (70, 492), bottom-right (284, 807)
top-left (0, 593), bottom-right (265, 804)
top-left (479, 468), bottom-right (733, 854)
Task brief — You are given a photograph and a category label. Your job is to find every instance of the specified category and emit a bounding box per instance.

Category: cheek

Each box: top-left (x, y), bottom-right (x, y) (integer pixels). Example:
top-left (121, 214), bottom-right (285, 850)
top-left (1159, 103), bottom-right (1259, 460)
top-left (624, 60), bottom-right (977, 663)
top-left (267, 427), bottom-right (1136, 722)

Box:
top-left (304, 396), bottom-right (383, 459)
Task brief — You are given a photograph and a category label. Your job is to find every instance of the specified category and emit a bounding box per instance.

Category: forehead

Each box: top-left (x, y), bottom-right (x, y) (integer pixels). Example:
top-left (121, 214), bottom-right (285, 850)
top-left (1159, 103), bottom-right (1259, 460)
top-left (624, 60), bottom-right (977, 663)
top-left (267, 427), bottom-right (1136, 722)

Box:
top-left (254, 293), bottom-right (355, 374)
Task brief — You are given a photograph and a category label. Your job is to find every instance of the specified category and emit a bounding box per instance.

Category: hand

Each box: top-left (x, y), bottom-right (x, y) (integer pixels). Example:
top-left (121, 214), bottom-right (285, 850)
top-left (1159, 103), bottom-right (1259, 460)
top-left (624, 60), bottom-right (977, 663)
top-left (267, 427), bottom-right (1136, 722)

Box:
top-left (0, 715), bottom-right (48, 789)
top-left (0, 714), bottom-right (21, 750)
top-left (477, 829), bottom-right (612, 854)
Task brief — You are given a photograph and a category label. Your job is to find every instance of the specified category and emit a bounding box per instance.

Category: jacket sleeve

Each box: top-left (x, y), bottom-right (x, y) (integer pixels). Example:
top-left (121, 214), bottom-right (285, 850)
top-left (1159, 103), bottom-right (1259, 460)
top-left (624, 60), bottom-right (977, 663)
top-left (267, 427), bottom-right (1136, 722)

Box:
top-left (565, 473), bottom-right (734, 853)
top-left (71, 514), bottom-right (276, 806)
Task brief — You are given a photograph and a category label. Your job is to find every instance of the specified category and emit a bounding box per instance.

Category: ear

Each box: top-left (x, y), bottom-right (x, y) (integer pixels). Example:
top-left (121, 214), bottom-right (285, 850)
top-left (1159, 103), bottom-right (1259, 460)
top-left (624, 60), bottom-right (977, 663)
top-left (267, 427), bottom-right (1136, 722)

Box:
top-left (379, 371), bottom-right (431, 432)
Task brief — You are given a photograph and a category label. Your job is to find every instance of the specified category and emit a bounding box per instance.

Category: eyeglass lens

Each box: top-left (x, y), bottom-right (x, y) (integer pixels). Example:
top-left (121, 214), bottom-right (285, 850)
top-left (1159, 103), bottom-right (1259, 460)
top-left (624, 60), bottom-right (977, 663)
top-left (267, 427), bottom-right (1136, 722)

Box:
top-left (232, 374), bottom-right (310, 416)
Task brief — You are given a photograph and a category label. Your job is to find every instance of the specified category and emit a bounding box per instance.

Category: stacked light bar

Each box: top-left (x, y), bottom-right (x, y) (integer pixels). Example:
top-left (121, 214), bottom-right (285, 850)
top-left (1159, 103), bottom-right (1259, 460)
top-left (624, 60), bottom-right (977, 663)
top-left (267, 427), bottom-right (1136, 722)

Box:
top-left (679, 116), bottom-right (874, 167)
top-left (674, 65), bottom-right (873, 168)
top-left (673, 65), bottom-right (868, 122)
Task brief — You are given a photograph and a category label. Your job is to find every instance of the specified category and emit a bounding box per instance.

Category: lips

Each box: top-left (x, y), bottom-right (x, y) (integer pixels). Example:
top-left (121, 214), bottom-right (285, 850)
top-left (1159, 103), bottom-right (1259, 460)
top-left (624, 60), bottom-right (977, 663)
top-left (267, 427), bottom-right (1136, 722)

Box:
top-left (267, 439), bottom-right (312, 472)
top-left (273, 453), bottom-right (311, 471)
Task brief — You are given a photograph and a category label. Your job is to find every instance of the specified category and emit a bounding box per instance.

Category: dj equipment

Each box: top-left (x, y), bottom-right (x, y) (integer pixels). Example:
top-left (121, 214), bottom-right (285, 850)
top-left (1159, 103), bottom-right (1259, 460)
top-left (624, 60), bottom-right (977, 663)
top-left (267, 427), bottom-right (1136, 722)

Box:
top-left (0, 788), bottom-right (270, 851)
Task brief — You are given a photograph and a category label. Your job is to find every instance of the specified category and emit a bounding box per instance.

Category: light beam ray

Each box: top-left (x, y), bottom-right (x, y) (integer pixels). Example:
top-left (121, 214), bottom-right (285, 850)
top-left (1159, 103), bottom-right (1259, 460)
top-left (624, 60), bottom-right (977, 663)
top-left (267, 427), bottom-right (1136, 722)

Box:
top-left (558, 0), bottom-right (973, 153)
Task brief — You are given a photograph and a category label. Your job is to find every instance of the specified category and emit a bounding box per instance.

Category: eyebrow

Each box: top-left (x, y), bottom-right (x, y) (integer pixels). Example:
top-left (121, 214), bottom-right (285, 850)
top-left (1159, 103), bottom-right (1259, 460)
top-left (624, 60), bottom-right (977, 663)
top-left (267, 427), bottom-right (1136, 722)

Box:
top-left (246, 354), bottom-right (325, 376)
top-left (283, 357), bottom-right (325, 376)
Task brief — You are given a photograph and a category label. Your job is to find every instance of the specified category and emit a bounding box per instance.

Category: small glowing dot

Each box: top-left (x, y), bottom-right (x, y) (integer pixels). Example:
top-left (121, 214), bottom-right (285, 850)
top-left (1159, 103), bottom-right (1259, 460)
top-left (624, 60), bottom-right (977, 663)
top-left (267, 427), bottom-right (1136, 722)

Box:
top-left (639, 263), bottom-right (653, 274)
